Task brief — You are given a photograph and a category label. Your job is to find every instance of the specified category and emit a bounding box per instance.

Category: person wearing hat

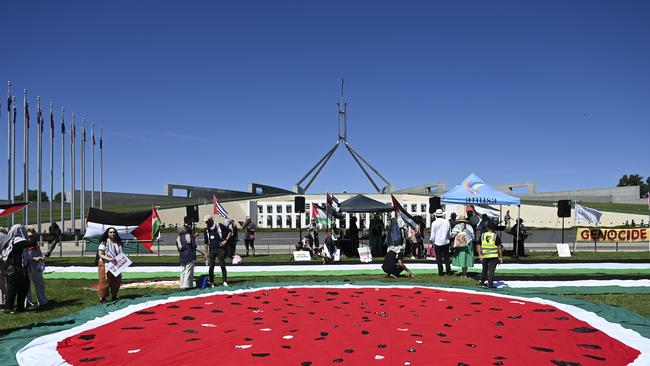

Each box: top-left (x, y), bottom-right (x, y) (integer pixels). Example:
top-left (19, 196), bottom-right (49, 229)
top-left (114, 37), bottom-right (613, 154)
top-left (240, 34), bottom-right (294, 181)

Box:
top-left (477, 221), bottom-right (503, 288)
top-left (203, 215), bottom-right (232, 287)
top-left (429, 209), bottom-right (452, 276)
top-left (451, 215), bottom-right (475, 277)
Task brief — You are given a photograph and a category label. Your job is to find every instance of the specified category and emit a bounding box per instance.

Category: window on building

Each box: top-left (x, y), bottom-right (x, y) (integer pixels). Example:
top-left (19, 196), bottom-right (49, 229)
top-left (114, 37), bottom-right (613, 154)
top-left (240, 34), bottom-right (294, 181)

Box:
top-left (287, 205), bottom-right (293, 214)
top-left (295, 215), bottom-right (301, 228)
top-left (276, 205), bottom-right (283, 214)
top-left (420, 204), bottom-right (426, 213)
top-left (411, 204), bottom-right (417, 213)
top-left (266, 215), bottom-right (272, 227)
top-left (258, 205), bottom-right (263, 214)
top-left (258, 215), bottom-right (264, 226)
top-left (266, 205), bottom-right (272, 214)
top-left (276, 215), bottom-right (282, 228)
top-left (286, 215), bottom-right (292, 227)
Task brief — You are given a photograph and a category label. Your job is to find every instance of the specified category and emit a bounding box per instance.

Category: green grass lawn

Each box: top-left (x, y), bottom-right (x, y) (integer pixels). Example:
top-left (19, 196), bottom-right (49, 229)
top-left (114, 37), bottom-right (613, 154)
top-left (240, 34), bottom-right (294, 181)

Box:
top-left (2, 274), bottom-right (650, 338)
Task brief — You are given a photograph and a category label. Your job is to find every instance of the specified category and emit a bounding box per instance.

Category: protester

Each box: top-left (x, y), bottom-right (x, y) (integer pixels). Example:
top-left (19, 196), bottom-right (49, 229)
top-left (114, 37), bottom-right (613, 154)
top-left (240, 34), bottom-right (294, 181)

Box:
top-left (308, 218), bottom-right (320, 249)
top-left (369, 214), bottom-right (384, 257)
top-left (0, 227), bottom-right (7, 308)
top-left (451, 215), bottom-right (475, 277)
top-left (387, 217), bottom-right (402, 247)
top-left (97, 227), bottom-right (124, 302)
top-left (24, 228), bottom-right (48, 308)
top-left (382, 245), bottom-right (414, 279)
top-left (430, 209), bottom-right (452, 276)
top-left (242, 216), bottom-right (256, 256)
top-left (321, 228), bottom-right (337, 264)
top-left (44, 222), bottom-right (62, 257)
top-left (415, 217), bottom-right (426, 259)
top-left (504, 210), bottom-right (512, 229)
top-left (477, 221), bottom-right (503, 288)
top-left (225, 219), bottom-right (238, 260)
top-left (509, 218), bottom-right (528, 258)
top-left (349, 216), bottom-right (359, 250)
top-left (1, 225), bottom-right (32, 314)
top-left (448, 213), bottom-right (457, 239)
top-left (203, 215), bottom-right (231, 287)
top-left (176, 225), bottom-right (196, 290)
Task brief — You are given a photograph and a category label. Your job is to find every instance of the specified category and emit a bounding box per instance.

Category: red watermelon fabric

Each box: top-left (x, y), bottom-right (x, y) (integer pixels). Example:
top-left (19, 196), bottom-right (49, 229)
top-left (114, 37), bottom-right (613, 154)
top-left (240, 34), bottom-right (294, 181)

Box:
top-left (50, 286), bottom-right (644, 366)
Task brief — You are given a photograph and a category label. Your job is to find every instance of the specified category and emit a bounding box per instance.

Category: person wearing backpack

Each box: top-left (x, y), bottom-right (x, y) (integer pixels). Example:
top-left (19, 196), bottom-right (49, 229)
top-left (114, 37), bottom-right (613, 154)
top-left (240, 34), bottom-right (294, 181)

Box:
top-left (451, 215), bottom-right (475, 277)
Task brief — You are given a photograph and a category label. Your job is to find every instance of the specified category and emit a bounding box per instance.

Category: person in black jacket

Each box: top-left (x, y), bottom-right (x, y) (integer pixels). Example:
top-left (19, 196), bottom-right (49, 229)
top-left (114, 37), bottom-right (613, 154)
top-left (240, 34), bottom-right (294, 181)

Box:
top-left (1, 225), bottom-right (31, 314)
top-left (203, 215), bottom-right (231, 287)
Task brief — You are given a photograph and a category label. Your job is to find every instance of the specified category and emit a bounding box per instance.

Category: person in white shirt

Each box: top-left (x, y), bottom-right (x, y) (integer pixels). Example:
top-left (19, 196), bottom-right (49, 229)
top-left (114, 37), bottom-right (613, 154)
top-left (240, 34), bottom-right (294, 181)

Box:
top-left (429, 209), bottom-right (451, 276)
top-left (97, 227), bottom-right (124, 302)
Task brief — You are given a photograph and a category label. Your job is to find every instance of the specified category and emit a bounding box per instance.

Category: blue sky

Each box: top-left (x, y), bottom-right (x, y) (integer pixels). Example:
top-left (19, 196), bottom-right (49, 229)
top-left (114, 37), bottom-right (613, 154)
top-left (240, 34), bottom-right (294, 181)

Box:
top-left (2, 0), bottom-right (649, 197)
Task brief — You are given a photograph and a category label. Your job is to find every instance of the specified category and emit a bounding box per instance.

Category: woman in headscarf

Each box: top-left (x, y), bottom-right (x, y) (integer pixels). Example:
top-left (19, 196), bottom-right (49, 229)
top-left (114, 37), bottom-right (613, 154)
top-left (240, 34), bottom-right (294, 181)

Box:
top-left (382, 244), bottom-right (415, 279)
top-left (24, 227), bottom-right (48, 308)
top-left (96, 227), bottom-right (124, 302)
top-left (1, 225), bottom-right (31, 314)
top-left (451, 215), bottom-right (475, 277)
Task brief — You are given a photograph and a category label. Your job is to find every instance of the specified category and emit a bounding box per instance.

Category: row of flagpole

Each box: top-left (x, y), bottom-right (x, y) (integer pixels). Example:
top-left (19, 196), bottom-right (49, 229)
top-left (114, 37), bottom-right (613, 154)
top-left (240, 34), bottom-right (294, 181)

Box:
top-left (5, 81), bottom-right (105, 236)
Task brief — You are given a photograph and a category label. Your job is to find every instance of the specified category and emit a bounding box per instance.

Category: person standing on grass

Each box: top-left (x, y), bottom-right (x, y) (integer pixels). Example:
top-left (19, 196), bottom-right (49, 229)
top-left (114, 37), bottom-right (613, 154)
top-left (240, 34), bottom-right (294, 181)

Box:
top-left (1, 225), bottom-right (32, 314)
top-left (176, 225), bottom-right (196, 290)
top-left (477, 221), bottom-right (503, 289)
top-left (429, 209), bottom-right (452, 276)
top-left (242, 216), bottom-right (256, 256)
top-left (0, 227), bottom-right (7, 308)
top-left (96, 227), bottom-right (124, 303)
top-left (24, 228), bottom-right (48, 308)
top-left (451, 215), bottom-right (475, 277)
top-left (203, 215), bottom-right (231, 287)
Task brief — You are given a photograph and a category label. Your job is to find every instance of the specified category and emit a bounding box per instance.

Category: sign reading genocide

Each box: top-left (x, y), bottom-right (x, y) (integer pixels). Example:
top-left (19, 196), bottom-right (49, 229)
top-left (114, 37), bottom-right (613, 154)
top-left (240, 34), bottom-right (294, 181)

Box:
top-left (577, 228), bottom-right (649, 243)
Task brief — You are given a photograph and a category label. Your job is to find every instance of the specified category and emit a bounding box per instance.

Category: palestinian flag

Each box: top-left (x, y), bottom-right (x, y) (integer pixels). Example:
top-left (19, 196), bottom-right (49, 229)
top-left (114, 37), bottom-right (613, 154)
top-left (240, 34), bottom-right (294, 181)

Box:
top-left (83, 207), bottom-right (162, 253)
top-left (326, 193), bottom-right (343, 220)
top-left (391, 195), bottom-right (418, 230)
top-left (0, 202), bottom-right (29, 218)
top-left (311, 203), bottom-right (328, 225)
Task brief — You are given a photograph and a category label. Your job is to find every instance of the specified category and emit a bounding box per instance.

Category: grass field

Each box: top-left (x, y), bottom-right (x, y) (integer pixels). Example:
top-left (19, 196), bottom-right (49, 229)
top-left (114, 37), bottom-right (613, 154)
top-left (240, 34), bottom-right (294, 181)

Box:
top-left (2, 274), bottom-right (650, 338)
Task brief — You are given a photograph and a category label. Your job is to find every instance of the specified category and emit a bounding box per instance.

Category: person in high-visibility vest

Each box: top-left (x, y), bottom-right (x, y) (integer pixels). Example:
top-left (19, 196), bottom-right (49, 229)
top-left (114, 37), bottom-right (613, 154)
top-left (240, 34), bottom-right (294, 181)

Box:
top-left (477, 221), bottom-right (503, 288)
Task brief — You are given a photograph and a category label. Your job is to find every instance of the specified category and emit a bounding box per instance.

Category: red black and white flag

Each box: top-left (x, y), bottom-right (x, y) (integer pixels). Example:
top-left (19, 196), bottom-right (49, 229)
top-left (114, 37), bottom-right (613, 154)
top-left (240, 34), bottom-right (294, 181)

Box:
top-left (0, 202), bottom-right (30, 218)
top-left (391, 195), bottom-right (418, 230)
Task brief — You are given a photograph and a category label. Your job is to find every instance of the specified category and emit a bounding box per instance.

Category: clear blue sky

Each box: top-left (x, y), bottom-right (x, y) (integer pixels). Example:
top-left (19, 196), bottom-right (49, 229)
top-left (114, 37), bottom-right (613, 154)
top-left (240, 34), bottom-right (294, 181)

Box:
top-left (2, 0), bottom-right (649, 197)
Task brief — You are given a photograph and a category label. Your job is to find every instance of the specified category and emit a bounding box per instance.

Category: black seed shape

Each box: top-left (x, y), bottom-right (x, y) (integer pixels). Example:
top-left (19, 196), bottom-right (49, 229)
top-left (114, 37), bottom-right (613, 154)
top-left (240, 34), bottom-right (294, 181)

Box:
top-left (577, 344), bottom-right (601, 350)
top-left (539, 328), bottom-right (557, 332)
top-left (167, 305), bottom-right (180, 309)
top-left (494, 356), bottom-right (507, 360)
top-left (466, 344), bottom-right (477, 348)
top-left (78, 334), bottom-right (95, 340)
top-left (436, 333), bottom-right (447, 337)
top-left (225, 329), bottom-right (236, 333)
top-left (571, 327), bottom-right (598, 333)
top-left (81, 347), bottom-right (94, 351)
top-left (144, 318), bottom-right (157, 322)
top-left (551, 361), bottom-right (582, 366)
top-left (282, 345), bottom-right (291, 349)
top-left (287, 290), bottom-right (296, 294)
top-left (121, 327), bottom-right (144, 330)
top-left (377, 344), bottom-right (387, 348)
top-left (253, 317), bottom-right (263, 321)
top-left (584, 354), bottom-right (606, 361)
top-left (533, 308), bottom-right (556, 312)
top-left (446, 306), bottom-right (454, 309)
top-left (489, 308), bottom-right (502, 311)
top-left (457, 363), bottom-right (470, 366)
top-left (333, 358), bottom-right (344, 363)
top-left (531, 346), bottom-right (554, 352)
top-left (411, 334), bottom-right (422, 337)
top-left (183, 329), bottom-right (198, 334)
top-left (326, 291), bottom-right (339, 295)
top-left (407, 348), bottom-right (416, 352)
top-left (211, 309), bottom-right (223, 313)
top-left (444, 323), bottom-right (452, 327)
top-left (231, 302), bottom-right (242, 305)
top-left (314, 337), bottom-right (326, 341)
top-left (290, 329), bottom-right (300, 332)
top-left (252, 353), bottom-right (270, 357)
top-left (320, 332), bottom-right (329, 336)
top-left (555, 317), bottom-right (570, 320)
top-left (302, 362), bottom-right (313, 366)
top-left (507, 315), bottom-right (522, 319)
top-left (167, 322), bottom-right (179, 326)
top-left (495, 321), bottom-right (504, 326)
top-left (470, 302), bottom-right (482, 305)
top-left (361, 331), bottom-right (369, 335)
top-left (79, 357), bottom-right (105, 362)
top-left (282, 320), bottom-right (289, 323)
top-left (185, 338), bottom-right (201, 342)
top-left (135, 311), bottom-right (155, 315)
top-left (245, 337), bottom-right (253, 341)
top-left (308, 312), bottom-right (316, 315)
top-left (495, 335), bottom-right (503, 339)
top-left (378, 298), bottom-right (386, 302)
top-left (182, 316), bottom-right (195, 321)
top-left (494, 362), bottom-right (504, 366)
top-left (344, 349), bottom-right (354, 353)
top-left (415, 290), bottom-right (422, 294)
top-left (342, 301), bottom-right (350, 304)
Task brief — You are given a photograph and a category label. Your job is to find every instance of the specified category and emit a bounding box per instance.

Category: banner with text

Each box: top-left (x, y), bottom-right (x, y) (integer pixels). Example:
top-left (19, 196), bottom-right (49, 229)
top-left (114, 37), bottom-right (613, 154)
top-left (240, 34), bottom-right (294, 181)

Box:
top-left (577, 228), bottom-right (649, 243)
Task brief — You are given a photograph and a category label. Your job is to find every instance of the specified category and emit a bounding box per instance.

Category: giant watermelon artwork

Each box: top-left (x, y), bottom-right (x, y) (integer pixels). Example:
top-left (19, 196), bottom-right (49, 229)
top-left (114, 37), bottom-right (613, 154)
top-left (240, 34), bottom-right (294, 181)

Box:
top-left (16, 286), bottom-right (650, 365)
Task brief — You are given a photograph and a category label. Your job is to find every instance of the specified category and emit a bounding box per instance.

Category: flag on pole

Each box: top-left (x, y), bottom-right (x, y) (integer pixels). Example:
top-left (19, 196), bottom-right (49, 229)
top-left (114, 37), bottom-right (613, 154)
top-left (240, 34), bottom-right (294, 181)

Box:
top-left (7, 94), bottom-right (11, 112)
top-left (61, 112), bottom-right (65, 134)
top-left (152, 206), bottom-right (162, 241)
top-left (25, 101), bottom-right (30, 129)
top-left (0, 202), bottom-right (29, 217)
top-left (213, 194), bottom-right (229, 219)
top-left (38, 105), bottom-right (43, 133)
top-left (391, 195), bottom-right (418, 230)
top-left (327, 193), bottom-right (340, 213)
top-left (311, 202), bottom-right (328, 224)
top-left (50, 107), bottom-right (54, 131)
top-left (83, 207), bottom-right (159, 253)
top-left (575, 204), bottom-right (602, 225)
top-left (92, 128), bottom-right (96, 145)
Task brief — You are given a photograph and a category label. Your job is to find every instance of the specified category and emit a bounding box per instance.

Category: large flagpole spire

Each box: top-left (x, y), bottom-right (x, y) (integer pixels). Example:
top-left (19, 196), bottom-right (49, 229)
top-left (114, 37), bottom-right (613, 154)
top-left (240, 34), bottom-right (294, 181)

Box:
top-left (37, 96), bottom-right (43, 234)
top-left (11, 96), bottom-right (16, 224)
top-left (80, 119), bottom-right (85, 235)
top-left (60, 107), bottom-right (65, 233)
top-left (99, 127), bottom-right (103, 209)
top-left (91, 122), bottom-right (95, 207)
top-left (49, 101), bottom-right (54, 225)
top-left (70, 113), bottom-right (75, 237)
top-left (6, 81), bottom-right (12, 226)
top-left (23, 89), bottom-right (29, 225)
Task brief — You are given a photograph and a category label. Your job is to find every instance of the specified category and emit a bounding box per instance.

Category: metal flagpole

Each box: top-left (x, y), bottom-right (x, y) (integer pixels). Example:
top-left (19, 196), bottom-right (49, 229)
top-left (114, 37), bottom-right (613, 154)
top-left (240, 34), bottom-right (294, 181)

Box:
top-left (60, 108), bottom-right (65, 233)
top-left (100, 127), bottom-right (103, 209)
top-left (11, 96), bottom-right (16, 225)
top-left (91, 122), bottom-right (95, 207)
top-left (37, 96), bottom-right (43, 235)
top-left (23, 90), bottom-right (29, 225)
top-left (80, 119), bottom-right (85, 235)
top-left (70, 114), bottom-right (75, 239)
top-left (6, 81), bottom-right (12, 226)
top-left (49, 102), bottom-right (54, 226)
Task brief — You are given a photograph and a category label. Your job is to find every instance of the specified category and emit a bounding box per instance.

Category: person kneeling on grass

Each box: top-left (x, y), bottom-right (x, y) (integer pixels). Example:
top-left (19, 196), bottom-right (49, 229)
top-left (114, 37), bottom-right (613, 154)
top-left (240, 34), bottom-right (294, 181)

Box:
top-left (477, 221), bottom-right (503, 289)
top-left (382, 245), bottom-right (414, 279)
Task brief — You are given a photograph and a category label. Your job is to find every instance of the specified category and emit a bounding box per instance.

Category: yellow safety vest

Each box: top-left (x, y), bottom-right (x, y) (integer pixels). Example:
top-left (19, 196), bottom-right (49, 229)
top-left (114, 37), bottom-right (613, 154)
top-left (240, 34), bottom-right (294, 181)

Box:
top-left (481, 232), bottom-right (499, 259)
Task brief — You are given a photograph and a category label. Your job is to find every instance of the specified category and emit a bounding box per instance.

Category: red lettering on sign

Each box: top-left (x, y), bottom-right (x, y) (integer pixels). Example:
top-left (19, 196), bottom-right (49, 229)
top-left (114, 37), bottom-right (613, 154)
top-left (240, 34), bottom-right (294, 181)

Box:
top-left (618, 230), bottom-right (626, 241)
top-left (607, 230), bottom-right (617, 241)
top-left (581, 230), bottom-right (590, 240)
top-left (642, 231), bottom-right (648, 241)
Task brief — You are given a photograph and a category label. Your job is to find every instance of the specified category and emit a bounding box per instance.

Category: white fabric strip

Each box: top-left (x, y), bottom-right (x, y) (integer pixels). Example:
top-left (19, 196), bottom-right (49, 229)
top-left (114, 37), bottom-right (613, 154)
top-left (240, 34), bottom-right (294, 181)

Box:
top-left (503, 279), bottom-right (650, 288)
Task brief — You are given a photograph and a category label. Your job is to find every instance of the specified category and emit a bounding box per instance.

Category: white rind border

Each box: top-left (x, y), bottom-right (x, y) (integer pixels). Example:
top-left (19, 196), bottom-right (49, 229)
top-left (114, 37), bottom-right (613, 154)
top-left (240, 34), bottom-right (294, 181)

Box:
top-left (16, 284), bottom-right (650, 366)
